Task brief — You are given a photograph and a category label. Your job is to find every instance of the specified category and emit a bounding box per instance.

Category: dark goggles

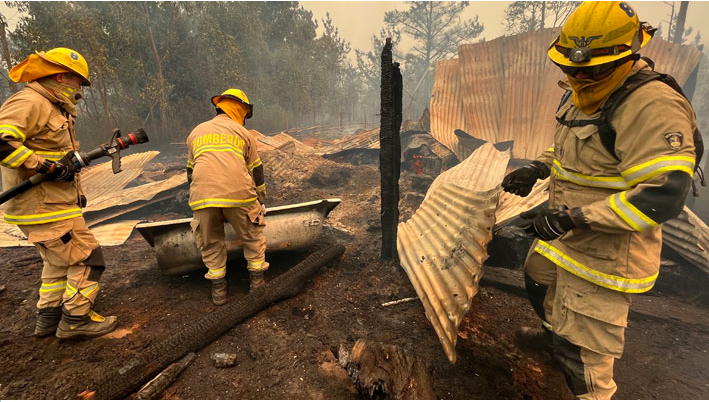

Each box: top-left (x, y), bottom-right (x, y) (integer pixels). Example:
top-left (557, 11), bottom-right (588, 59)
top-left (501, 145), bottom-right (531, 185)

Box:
top-left (555, 60), bottom-right (619, 77)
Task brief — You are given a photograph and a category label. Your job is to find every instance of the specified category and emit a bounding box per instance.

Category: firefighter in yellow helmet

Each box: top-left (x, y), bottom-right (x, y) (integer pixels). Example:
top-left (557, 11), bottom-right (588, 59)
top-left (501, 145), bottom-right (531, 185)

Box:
top-left (186, 88), bottom-right (268, 305)
top-left (502, 1), bottom-right (699, 398)
top-left (1, 48), bottom-right (118, 339)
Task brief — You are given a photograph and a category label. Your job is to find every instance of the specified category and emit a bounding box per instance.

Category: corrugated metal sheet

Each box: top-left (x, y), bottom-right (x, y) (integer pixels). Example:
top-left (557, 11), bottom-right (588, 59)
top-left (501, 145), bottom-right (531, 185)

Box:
top-left (426, 143), bottom-right (510, 200)
top-left (81, 151), bottom-right (160, 203)
top-left (496, 178), bottom-right (549, 225)
top-left (0, 219), bottom-right (142, 247)
top-left (249, 129), bottom-right (276, 152)
top-left (398, 143), bottom-right (509, 363)
top-left (662, 207), bottom-right (709, 274)
top-left (324, 128), bottom-right (380, 153)
top-left (398, 184), bottom-right (498, 363)
top-left (434, 29), bottom-right (702, 160)
top-left (260, 132), bottom-right (314, 153)
top-left (430, 59), bottom-right (470, 161)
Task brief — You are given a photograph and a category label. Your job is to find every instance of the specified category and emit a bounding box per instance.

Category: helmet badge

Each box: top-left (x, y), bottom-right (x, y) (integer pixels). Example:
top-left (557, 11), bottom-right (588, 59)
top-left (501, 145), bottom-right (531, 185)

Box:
top-left (70, 52), bottom-right (79, 60)
top-left (569, 35), bottom-right (602, 48)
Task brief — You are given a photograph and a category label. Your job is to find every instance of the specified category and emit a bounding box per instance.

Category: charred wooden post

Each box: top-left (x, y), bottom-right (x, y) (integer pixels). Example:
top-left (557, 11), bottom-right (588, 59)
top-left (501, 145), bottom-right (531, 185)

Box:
top-left (379, 37), bottom-right (402, 260)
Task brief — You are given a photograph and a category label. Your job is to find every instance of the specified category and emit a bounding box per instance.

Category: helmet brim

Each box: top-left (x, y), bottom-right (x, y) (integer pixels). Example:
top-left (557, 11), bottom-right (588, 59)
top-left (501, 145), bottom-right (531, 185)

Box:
top-left (547, 28), bottom-right (653, 68)
top-left (35, 51), bottom-right (92, 86)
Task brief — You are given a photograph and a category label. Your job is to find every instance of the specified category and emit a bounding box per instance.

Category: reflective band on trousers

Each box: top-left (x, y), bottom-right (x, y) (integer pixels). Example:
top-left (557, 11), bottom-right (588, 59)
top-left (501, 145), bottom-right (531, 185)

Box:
top-left (65, 282), bottom-right (99, 299)
top-left (4, 208), bottom-right (83, 225)
top-left (248, 158), bottom-right (262, 172)
top-left (193, 144), bottom-right (244, 160)
top-left (609, 191), bottom-right (658, 231)
top-left (534, 240), bottom-right (657, 293)
top-left (247, 260), bottom-right (266, 271)
top-left (205, 266), bottom-right (226, 279)
top-left (0, 146), bottom-right (33, 168)
top-left (0, 124), bottom-right (26, 141)
top-left (621, 156), bottom-right (695, 186)
top-left (189, 198), bottom-right (257, 210)
top-left (552, 160), bottom-right (630, 190)
top-left (39, 280), bottom-right (67, 293)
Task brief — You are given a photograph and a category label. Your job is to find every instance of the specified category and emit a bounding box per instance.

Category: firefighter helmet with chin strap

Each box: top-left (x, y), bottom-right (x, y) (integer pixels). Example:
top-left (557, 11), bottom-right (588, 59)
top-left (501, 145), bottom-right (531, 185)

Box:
top-left (548, 1), bottom-right (655, 69)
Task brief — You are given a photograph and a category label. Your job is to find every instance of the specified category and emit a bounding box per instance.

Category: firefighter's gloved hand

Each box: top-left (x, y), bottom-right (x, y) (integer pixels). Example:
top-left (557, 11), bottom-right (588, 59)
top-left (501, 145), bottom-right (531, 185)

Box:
top-left (520, 206), bottom-right (578, 241)
top-left (502, 161), bottom-right (548, 197)
top-left (260, 203), bottom-right (267, 216)
top-left (39, 153), bottom-right (78, 182)
top-left (186, 167), bottom-right (193, 185)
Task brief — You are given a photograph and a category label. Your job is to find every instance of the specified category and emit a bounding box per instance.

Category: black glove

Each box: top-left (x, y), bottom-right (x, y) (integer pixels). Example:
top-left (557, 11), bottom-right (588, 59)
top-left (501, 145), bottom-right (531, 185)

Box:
top-left (501, 161), bottom-right (549, 197)
top-left (186, 167), bottom-right (193, 185)
top-left (519, 206), bottom-right (582, 241)
top-left (36, 154), bottom-right (78, 182)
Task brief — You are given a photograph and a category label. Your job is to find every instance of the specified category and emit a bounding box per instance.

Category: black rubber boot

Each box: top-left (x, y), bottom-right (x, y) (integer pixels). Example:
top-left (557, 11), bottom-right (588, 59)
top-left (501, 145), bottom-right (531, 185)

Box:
top-left (34, 306), bottom-right (63, 337)
top-left (515, 326), bottom-right (553, 353)
top-left (211, 278), bottom-right (227, 306)
top-left (55, 309), bottom-right (118, 339)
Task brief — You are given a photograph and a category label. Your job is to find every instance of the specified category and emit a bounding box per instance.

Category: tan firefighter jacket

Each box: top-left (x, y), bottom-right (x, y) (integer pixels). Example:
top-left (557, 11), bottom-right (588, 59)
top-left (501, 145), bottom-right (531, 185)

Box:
top-left (534, 60), bottom-right (696, 294)
top-left (186, 114), bottom-right (263, 210)
top-left (0, 82), bottom-right (85, 225)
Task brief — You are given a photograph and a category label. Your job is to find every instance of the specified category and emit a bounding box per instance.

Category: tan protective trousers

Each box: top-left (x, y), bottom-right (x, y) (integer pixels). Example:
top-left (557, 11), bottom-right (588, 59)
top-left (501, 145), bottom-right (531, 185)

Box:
top-left (524, 240), bottom-right (631, 400)
top-left (191, 202), bottom-right (266, 280)
top-left (19, 216), bottom-right (101, 316)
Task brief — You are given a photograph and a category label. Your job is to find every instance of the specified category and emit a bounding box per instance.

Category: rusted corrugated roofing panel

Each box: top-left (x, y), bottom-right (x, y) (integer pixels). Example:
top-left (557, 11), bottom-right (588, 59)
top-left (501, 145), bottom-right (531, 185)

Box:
top-left (324, 128), bottom-right (380, 153)
top-left (398, 183), bottom-right (498, 363)
top-left (437, 29), bottom-right (701, 160)
top-left (430, 59), bottom-right (471, 161)
top-left (642, 39), bottom-right (703, 86)
top-left (426, 143), bottom-right (510, 199)
top-left (81, 151), bottom-right (160, 203)
top-left (399, 142), bottom-right (508, 363)
top-left (663, 207), bottom-right (709, 274)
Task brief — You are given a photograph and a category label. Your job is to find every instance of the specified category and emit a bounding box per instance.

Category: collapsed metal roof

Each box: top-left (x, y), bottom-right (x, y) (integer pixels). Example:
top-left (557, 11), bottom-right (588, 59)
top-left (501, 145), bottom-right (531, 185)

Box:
top-left (431, 28), bottom-right (703, 160)
top-left (398, 143), bottom-right (509, 363)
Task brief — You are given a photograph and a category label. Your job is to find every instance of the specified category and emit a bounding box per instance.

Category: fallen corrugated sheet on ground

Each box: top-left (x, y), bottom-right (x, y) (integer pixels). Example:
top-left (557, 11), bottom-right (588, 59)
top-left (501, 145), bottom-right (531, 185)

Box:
top-left (271, 122), bottom-right (369, 141)
top-left (398, 143), bottom-right (508, 363)
top-left (80, 151), bottom-right (160, 202)
top-left (323, 128), bottom-right (380, 153)
top-left (663, 206), bottom-right (709, 275)
top-left (432, 29), bottom-right (703, 160)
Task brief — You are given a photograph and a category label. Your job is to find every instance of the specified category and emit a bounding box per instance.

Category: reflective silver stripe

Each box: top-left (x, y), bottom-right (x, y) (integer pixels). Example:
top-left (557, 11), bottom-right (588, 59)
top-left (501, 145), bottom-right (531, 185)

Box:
top-left (186, 160), bottom-right (194, 169)
top-left (205, 267), bottom-right (226, 278)
top-left (39, 280), bottom-right (67, 293)
top-left (0, 146), bottom-right (33, 168)
top-left (552, 160), bottom-right (629, 190)
top-left (255, 183), bottom-right (266, 191)
top-left (194, 144), bottom-right (244, 159)
top-left (0, 125), bottom-right (26, 141)
top-left (65, 282), bottom-right (78, 297)
top-left (622, 156), bottom-right (695, 186)
top-left (534, 240), bottom-right (657, 293)
top-left (248, 158), bottom-right (262, 171)
top-left (79, 283), bottom-right (99, 298)
top-left (247, 260), bottom-right (266, 271)
top-left (3, 208), bottom-right (83, 225)
top-left (34, 151), bottom-right (65, 161)
top-left (609, 192), bottom-right (657, 231)
top-left (189, 198), bottom-right (257, 210)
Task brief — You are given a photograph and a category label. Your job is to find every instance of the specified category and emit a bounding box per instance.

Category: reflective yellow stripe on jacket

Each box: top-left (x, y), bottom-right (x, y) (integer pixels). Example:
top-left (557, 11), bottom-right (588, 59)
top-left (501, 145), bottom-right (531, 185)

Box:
top-left (193, 144), bottom-right (244, 160)
top-left (189, 197), bottom-right (257, 210)
top-left (3, 208), bottom-right (82, 225)
top-left (34, 150), bottom-right (66, 161)
top-left (609, 191), bottom-right (658, 231)
top-left (621, 156), bottom-right (694, 186)
top-left (551, 160), bottom-right (630, 190)
top-left (0, 145), bottom-right (34, 168)
top-left (255, 183), bottom-right (266, 192)
top-left (0, 124), bottom-right (26, 141)
top-left (535, 240), bottom-right (657, 293)
top-left (247, 158), bottom-right (262, 172)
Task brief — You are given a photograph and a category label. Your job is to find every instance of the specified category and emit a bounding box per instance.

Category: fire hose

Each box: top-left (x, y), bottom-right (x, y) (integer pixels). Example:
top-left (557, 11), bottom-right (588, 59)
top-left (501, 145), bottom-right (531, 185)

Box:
top-left (0, 128), bottom-right (149, 205)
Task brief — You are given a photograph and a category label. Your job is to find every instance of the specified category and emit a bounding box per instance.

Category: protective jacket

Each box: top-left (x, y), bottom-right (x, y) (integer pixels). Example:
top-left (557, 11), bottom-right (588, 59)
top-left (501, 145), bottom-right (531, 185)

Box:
top-left (0, 82), bottom-right (85, 225)
top-left (186, 113), bottom-right (264, 210)
top-left (534, 59), bottom-right (696, 294)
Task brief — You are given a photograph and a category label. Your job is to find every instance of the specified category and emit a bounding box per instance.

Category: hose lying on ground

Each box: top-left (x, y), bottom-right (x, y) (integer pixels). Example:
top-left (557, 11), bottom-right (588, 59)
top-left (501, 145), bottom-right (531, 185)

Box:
top-left (82, 241), bottom-right (345, 400)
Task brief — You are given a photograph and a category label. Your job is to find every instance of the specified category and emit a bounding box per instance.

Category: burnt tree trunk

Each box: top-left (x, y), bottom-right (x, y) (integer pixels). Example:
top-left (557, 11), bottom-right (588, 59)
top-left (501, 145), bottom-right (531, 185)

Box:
top-left (379, 38), bottom-right (402, 260)
top-left (673, 1), bottom-right (689, 44)
top-left (0, 13), bottom-right (17, 94)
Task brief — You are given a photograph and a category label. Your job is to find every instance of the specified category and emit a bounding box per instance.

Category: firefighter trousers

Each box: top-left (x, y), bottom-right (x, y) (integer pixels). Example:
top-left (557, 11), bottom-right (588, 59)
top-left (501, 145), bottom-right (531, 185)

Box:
top-left (19, 216), bottom-right (104, 316)
top-left (191, 202), bottom-right (267, 280)
top-left (523, 240), bottom-right (631, 400)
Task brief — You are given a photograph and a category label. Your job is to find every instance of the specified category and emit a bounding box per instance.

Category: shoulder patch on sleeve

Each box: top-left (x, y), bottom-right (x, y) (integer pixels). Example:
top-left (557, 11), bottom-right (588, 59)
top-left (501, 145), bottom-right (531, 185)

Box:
top-left (664, 132), bottom-right (683, 150)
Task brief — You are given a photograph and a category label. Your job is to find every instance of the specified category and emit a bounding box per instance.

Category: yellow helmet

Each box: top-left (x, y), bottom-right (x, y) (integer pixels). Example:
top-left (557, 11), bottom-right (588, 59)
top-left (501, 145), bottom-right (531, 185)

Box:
top-left (211, 88), bottom-right (253, 119)
top-left (37, 47), bottom-right (91, 86)
top-left (548, 1), bottom-right (655, 68)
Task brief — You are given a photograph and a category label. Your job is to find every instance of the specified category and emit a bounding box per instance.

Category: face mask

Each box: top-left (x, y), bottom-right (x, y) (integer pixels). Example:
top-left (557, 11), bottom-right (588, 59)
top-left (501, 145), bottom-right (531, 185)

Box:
top-left (566, 60), bottom-right (634, 115)
top-left (38, 77), bottom-right (83, 115)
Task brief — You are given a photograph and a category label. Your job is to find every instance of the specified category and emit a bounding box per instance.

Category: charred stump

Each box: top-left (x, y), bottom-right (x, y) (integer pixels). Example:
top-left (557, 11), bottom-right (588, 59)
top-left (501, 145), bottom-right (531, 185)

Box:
top-left (379, 37), bottom-right (402, 260)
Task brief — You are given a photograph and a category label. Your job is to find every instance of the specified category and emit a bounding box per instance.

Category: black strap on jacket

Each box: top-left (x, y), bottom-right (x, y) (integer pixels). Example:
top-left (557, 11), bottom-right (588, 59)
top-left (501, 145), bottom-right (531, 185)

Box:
top-left (555, 57), bottom-right (704, 175)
